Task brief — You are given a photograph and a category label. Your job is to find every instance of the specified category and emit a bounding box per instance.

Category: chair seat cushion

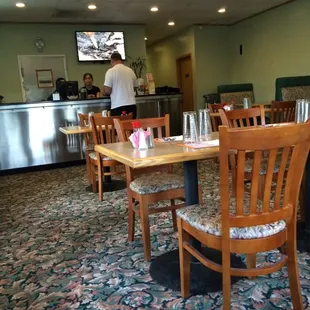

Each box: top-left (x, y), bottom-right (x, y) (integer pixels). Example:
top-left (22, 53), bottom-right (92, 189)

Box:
top-left (89, 151), bottom-right (113, 161)
top-left (177, 200), bottom-right (286, 239)
top-left (129, 173), bottom-right (184, 195)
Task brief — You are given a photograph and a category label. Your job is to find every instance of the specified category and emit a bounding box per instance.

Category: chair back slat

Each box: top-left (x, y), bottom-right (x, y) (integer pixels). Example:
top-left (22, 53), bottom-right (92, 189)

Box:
top-left (114, 114), bottom-right (170, 142)
top-left (262, 149), bottom-right (277, 212)
top-left (236, 151), bottom-right (245, 216)
top-left (90, 114), bottom-right (133, 146)
top-left (219, 106), bottom-right (265, 129)
top-left (274, 147), bottom-right (291, 209)
top-left (271, 101), bottom-right (296, 124)
top-left (208, 103), bottom-right (225, 131)
top-left (78, 112), bottom-right (103, 147)
top-left (219, 123), bottom-right (310, 230)
top-left (249, 150), bottom-right (262, 214)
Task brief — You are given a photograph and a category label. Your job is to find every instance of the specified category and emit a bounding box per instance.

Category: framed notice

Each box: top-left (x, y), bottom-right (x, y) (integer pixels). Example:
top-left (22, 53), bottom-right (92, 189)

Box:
top-left (36, 69), bottom-right (54, 88)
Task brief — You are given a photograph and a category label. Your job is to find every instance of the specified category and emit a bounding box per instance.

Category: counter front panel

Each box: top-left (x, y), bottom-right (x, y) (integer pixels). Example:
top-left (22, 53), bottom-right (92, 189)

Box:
top-left (0, 94), bottom-right (182, 170)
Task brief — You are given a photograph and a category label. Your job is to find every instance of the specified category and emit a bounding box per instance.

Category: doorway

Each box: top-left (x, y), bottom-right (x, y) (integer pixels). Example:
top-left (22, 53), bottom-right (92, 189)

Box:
top-left (17, 55), bottom-right (68, 102)
top-left (176, 54), bottom-right (194, 112)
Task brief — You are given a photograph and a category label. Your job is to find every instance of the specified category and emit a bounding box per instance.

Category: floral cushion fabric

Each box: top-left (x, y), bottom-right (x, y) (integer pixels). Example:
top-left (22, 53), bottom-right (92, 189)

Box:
top-left (129, 173), bottom-right (184, 195)
top-left (177, 198), bottom-right (286, 239)
top-left (220, 91), bottom-right (255, 106)
top-left (88, 152), bottom-right (113, 161)
top-left (282, 86), bottom-right (310, 101)
top-left (243, 158), bottom-right (287, 176)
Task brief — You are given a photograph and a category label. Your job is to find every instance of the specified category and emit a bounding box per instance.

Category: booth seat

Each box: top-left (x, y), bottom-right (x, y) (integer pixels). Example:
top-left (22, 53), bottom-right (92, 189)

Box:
top-left (217, 83), bottom-right (255, 105)
top-left (275, 76), bottom-right (310, 101)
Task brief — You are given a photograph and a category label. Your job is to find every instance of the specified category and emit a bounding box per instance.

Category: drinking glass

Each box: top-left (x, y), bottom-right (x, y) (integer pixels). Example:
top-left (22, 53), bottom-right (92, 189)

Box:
top-left (183, 111), bottom-right (198, 143)
top-left (295, 99), bottom-right (310, 123)
top-left (198, 109), bottom-right (212, 141)
top-left (243, 98), bottom-right (252, 109)
top-left (305, 99), bottom-right (310, 122)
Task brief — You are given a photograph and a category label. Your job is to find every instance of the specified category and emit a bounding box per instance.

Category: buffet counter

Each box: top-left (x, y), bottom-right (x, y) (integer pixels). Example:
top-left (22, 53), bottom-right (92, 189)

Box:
top-left (0, 94), bottom-right (182, 170)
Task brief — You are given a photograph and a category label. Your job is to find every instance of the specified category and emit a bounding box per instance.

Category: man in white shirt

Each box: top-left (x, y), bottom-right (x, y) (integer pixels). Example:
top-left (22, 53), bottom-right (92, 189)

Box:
top-left (104, 52), bottom-right (138, 118)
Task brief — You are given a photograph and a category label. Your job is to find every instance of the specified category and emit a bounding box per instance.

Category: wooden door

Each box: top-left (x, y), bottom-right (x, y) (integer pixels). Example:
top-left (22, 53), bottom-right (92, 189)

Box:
top-left (177, 54), bottom-right (194, 112)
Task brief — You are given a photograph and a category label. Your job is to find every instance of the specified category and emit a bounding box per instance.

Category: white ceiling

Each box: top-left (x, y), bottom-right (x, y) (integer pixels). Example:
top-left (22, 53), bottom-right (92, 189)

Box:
top-left (0, 0), bottom-right (294, 44)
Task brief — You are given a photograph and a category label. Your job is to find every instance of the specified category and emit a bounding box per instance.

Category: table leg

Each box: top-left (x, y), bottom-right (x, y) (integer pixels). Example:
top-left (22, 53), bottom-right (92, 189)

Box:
top-left (85, 166), bottom-right (126, 193)
top-left (183, 160), bottom-right (201, 254)
top-left (149, 160), bottom-right (245, 294)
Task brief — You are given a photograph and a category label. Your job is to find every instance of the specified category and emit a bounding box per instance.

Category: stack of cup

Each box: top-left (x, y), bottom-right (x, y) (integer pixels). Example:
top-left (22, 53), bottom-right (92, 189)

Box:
top-left (243, 98), bottom-right (252, 109)
top-left (295, 99), bottom-right (310, 123)
top-left (183, 109), bottom-right (213, 143)
top-left (183, 111), bottom-right (198, 144)
top-left (198, 109), bottom-right (212, 141)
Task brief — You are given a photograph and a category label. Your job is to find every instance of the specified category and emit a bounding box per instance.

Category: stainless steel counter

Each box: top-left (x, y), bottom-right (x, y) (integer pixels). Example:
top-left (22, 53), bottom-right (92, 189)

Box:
top-left (0, 94), bottom-right (182, 170)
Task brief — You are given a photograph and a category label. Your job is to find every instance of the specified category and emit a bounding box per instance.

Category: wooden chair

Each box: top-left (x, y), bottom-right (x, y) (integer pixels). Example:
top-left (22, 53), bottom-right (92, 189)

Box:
top-left (270, 100), bottom-right (296, 124)
top-left (208, 103), bottom-right (226, 132)
top-left (219, 106), bottom-right (271, 199)
top-left (114, 114), bottom-right (202, 261)
top-left (270, 100), bottom-right (306, 223)
top-left (219, 105), bottom-right (265, 128)
top-left (177, 122), bottom-right (310, 309)
top-left (78, 112), bottom-right (104, 184)
top-left (90, 113), bottom-right (133, 201)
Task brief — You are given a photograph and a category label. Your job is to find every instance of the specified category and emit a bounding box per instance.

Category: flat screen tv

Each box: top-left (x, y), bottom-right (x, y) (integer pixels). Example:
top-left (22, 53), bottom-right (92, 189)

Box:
top-left (75, 31), bottom-right (126, 62)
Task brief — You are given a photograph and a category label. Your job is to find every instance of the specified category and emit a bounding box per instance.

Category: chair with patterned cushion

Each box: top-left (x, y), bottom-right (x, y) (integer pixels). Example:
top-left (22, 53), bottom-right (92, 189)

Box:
top-left (219, 106), bottom-right (275, 199)
top-left (270, 100), bottom-right (296, 124)
top-left (114, 114), bottom-right (202, 261)
top-left (208, 103), bottom-right (225, 132)
top-left (220, 91), bottom-right (255, 107)
top-left (281, 86), bottom-right (310, 102)
top-left (218, 83), bottom-right (255, 107)
top-left (89, 114), bottom-right (133, 201)
top-left (177, 123), bottom-right (310, 309)
top-left (78, 112), bottom-right (105, 185)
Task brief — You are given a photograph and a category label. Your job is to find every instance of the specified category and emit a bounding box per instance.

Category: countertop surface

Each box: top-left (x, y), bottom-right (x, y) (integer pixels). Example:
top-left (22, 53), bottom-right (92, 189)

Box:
top-left (0, 93), bottom-right (182, 108)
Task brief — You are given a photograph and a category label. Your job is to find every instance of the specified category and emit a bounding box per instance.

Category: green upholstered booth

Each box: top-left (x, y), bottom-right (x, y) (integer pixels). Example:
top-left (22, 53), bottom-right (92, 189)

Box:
top-left (217, 83), bottom-right (255, 105)
top-left (275, 76), bottom-right (310, 101)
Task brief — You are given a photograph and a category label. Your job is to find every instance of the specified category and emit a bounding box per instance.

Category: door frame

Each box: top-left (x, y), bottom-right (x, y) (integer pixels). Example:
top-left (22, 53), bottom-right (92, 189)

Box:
top-left (17, 55), bottom-right (68, 101)
top-left (176, 53), bottom-right (194, 112)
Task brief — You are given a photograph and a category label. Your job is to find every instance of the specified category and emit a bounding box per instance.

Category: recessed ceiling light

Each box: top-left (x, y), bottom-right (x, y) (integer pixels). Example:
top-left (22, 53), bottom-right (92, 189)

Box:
top-left (218, 8), bottom-right (226, 13)
top-left (150, 6), bottom-right (158, 12)
top-left (16, 2), bottom-right (26, 8)
top-left (88, 4), bottom-right (97, 10)
top-left (168, 21), bottom-right (175, 26)
top-left (144, 37), bottom-right (148, 40)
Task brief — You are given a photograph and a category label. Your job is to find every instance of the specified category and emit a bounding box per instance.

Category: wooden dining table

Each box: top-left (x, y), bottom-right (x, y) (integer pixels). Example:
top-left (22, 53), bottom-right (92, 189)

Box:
top-left (95, 132), bottom-right (246, 292)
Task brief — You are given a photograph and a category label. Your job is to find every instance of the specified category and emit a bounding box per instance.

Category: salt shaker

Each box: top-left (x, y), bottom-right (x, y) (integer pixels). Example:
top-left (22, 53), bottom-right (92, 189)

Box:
top-left (146, 127), bottom-right (154, 148)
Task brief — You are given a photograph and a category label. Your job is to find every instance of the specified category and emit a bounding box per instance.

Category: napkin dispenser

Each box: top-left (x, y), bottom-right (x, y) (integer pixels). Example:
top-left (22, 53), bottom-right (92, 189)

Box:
top-left (129, 127), bottom-right (154, 150)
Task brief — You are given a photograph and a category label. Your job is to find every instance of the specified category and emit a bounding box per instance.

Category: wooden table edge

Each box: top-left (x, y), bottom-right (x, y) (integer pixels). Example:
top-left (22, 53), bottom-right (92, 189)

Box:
top-left (95, 143), bottom-right (220, 169)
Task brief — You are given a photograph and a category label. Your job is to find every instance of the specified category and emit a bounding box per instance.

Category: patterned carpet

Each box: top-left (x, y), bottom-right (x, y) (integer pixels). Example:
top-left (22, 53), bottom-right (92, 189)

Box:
top-left (1, 161), bottom-right (310, 310)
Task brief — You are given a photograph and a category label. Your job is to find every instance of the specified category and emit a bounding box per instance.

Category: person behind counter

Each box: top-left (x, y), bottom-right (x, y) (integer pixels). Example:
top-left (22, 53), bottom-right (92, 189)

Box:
top-left (103, 52), bottom-right (138, 118)
top-left (47, 77), bottom-right (66, 101)
top-left (80, 73), bottom-right (101, 99)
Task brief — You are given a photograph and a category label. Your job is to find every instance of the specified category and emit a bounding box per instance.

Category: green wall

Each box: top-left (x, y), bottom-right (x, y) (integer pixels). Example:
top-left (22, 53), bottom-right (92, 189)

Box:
top-left (193, 26), bottom-right (231, 109)
top-left (147, 27), bottom-right (195, 93)
top-left (147, 0), bottom-right (310, 106)
top-left (0, 23), bottom-right (146, 102)
top-left (229, 0), bottom-right (310, 102)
